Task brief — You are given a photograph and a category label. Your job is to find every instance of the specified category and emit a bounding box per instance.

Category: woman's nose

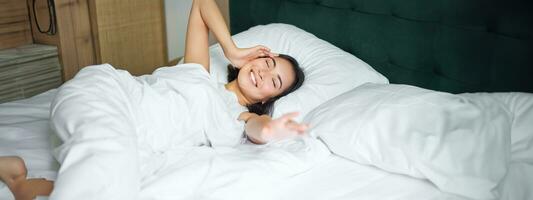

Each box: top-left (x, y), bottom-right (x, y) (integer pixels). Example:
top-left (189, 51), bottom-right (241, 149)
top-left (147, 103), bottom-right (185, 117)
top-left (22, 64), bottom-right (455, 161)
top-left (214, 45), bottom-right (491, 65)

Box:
top-left (258, 70), bottom-right (267, 79)
top-left (259, 69), bottom-right (274, 77)
top-left (260, 65), bottom-right (273, 73)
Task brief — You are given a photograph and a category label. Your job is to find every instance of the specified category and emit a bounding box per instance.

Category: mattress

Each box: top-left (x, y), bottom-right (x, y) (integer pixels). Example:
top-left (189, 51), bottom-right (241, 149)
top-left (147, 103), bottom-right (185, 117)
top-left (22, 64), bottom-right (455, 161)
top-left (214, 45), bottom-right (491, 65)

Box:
top-left (0, 90), bottom-right (532, 200)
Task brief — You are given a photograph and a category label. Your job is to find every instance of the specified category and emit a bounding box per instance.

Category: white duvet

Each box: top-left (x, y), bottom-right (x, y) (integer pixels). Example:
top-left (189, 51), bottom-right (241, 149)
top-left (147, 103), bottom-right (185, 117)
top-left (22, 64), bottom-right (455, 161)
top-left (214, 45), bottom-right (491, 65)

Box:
top-left (1, 68), bottom-right (532, 199)
top-left (48, 64), bottom-right (330, 199)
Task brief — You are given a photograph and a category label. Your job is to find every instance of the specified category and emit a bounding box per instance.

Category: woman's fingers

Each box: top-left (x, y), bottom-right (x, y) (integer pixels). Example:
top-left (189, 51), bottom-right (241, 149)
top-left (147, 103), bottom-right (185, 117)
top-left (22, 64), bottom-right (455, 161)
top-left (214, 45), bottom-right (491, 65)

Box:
top-left (258, 51), bottom-right (267, 58)
top-left (256, 45), bottom-right (270, 52)
top-left (265, 112), bottom-right (309, 142)
top-left (250, 45), bottom-right (269, 55)
top-left (259, 48), bottom-right (278, 57)
top-left (280, 112), bottom-right (308, 133)
top-left (297, 123), bottom-right (309, 132)
top-left (280, 112), bottom-right (299, 123)
top-left (245, 45), bottom-right (279, 60)
top-left (253, 45), bottom-right (279, 57)
top-left (263, 51), bottom-right (278, 58)
top-left (286, 121), bottom-right (309, 133)
top-left (251, 49), bottom-right (267, 59)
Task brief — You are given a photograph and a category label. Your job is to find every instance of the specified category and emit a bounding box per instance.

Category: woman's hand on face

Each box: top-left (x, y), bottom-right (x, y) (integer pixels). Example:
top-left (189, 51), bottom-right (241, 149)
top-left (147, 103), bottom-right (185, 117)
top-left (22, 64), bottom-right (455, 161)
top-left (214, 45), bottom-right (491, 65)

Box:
top-left (262, 112), bottom-right (308, 142)
top-left (226, 45), bottom-right (277, 69)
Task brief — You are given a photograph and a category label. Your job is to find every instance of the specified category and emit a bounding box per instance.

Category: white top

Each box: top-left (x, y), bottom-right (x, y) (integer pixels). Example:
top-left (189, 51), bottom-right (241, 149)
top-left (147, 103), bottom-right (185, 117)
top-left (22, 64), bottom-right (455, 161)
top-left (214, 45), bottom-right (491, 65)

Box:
top-left (215, 82), bottom-right (248, 143)
top-left (136, 63), bottom-right (247, 150)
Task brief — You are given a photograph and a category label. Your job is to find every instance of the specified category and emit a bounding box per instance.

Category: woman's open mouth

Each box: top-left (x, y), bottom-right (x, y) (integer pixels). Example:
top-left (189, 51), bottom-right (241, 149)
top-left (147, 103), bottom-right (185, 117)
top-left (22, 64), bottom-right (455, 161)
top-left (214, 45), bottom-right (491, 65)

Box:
top-left (250, 71), bottom-right (257, 87)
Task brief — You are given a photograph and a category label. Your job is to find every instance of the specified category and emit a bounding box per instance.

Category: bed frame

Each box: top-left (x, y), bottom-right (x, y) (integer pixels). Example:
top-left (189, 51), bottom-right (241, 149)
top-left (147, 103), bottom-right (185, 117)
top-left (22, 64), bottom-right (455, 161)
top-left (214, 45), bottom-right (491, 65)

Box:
top-left (230, 0), bottom-right (533, 93)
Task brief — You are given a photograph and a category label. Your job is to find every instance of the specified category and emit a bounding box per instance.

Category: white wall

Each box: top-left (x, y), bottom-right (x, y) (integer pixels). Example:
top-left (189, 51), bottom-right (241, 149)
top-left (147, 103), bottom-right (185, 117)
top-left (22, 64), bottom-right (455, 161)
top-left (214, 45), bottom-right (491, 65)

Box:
top-left (164, 0), bottom-right (229, 62)
top-left (164, 0), bottom-right (192, 62)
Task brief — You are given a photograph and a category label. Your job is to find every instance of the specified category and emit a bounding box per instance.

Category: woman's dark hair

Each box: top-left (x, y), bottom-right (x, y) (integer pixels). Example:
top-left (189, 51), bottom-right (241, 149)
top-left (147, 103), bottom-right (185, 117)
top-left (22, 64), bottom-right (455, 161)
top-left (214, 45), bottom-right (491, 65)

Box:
top-left (227, 54), bottom-right (304, 116)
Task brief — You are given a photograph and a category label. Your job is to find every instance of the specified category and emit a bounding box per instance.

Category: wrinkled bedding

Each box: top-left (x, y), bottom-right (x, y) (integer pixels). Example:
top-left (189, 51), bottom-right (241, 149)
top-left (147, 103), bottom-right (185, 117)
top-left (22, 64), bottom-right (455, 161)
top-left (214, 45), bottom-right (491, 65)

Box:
top-left (48, 64), bottom-right (330, 199)
top-left (1, 64), bottom-right (532, 199)
top-left (305, 83), bottom-right (533, 200)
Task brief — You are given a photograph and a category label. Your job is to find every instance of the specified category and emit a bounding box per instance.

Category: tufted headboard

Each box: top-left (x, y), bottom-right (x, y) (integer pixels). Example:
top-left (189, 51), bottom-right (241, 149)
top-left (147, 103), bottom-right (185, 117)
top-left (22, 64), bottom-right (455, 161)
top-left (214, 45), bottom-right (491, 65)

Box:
top-left (230, 0), bottom-right (533, 93)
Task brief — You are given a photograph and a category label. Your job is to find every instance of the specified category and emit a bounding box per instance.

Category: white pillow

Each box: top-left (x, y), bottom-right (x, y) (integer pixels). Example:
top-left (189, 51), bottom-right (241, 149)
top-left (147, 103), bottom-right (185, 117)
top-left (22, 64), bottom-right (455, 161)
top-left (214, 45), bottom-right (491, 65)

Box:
top-left (304, 83), bottom-right (512, 200)
top-left (208, 23), bottom-right (388, 121)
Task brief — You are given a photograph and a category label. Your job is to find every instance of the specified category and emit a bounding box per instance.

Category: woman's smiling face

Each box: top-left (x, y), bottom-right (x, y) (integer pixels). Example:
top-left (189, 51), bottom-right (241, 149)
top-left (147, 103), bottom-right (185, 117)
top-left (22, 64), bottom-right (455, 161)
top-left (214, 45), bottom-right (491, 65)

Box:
top-left (237, 56), bottom-right (296, 104)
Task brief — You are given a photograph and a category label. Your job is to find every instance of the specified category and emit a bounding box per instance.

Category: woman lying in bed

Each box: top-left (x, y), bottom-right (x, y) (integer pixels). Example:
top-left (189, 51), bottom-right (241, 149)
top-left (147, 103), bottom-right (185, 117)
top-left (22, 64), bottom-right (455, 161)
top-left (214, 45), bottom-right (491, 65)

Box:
top-left (0, 0), bottom-right (306, 199)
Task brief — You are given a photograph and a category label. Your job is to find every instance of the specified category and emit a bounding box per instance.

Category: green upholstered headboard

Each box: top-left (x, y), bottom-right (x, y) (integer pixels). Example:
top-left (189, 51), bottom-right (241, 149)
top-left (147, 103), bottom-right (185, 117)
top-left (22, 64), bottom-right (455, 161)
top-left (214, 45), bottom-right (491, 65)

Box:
top-left (230, 0), bottom-right (533, 93)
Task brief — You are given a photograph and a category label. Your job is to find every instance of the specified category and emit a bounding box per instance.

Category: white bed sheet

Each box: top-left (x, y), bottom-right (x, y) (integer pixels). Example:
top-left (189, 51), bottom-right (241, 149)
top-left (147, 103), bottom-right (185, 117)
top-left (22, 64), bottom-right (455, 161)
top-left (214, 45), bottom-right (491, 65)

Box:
top-left (0, 89), bottom-right (532, 200)
top-left (0, 89), bottom-right (59, 200)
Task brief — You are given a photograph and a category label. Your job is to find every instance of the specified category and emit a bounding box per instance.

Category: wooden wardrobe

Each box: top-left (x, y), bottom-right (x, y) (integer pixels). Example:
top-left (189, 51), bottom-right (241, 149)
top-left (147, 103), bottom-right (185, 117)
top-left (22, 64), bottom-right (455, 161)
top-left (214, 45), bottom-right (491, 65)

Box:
top-left (31, 0), bottom-right (168, 81)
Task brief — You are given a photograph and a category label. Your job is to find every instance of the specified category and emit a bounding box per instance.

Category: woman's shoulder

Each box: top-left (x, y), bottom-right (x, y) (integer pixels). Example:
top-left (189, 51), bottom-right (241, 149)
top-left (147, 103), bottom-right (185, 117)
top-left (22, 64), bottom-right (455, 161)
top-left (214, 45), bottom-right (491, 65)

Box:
top-left (154, 63), bottom-right (209, 77)
top-left (148, 63), bottom-right (216, 86)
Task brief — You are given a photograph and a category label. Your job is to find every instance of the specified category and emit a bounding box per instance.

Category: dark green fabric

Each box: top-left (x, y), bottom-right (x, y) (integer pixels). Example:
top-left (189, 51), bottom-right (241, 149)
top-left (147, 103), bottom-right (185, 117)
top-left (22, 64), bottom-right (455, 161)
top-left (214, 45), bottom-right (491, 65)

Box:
top-left (230, 0), bottom-right (533, 93)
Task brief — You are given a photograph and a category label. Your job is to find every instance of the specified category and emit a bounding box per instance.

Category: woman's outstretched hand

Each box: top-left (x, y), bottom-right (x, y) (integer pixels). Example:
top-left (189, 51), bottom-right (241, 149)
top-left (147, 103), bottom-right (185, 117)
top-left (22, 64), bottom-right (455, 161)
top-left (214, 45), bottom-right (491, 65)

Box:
top-left (225, 45), bottom-right (277, 68)
top-left (261, 112), bottom-right (309, 142)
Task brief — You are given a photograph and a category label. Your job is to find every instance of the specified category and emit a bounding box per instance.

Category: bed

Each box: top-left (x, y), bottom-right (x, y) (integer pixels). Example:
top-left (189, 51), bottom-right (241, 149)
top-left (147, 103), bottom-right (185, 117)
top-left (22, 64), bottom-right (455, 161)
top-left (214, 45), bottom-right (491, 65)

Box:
top-left (1, 88), bottom-right (532, 200)
top-left (1, 0), bottom-right (533, 199)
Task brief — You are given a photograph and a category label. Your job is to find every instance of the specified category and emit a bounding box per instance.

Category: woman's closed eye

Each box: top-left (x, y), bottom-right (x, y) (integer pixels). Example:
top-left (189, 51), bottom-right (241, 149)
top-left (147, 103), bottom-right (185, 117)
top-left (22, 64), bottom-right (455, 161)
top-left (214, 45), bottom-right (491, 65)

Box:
top-left (265, 60), bottom-right (271, 68)
top-left (273, 78), bottom-right (282, 90)
top-left (265, 58), bottom-right (281, 89)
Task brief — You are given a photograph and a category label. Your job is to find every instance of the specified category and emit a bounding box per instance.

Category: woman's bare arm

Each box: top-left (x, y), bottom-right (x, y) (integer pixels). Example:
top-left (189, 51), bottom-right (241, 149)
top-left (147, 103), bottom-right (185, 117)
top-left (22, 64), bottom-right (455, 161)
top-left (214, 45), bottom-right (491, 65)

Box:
top-left (239, 112), bottom-right (309, 144)
top-left (184, 0), bottom-right (236, 72)
top-left (184, 0), bottom-right (274, 71)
